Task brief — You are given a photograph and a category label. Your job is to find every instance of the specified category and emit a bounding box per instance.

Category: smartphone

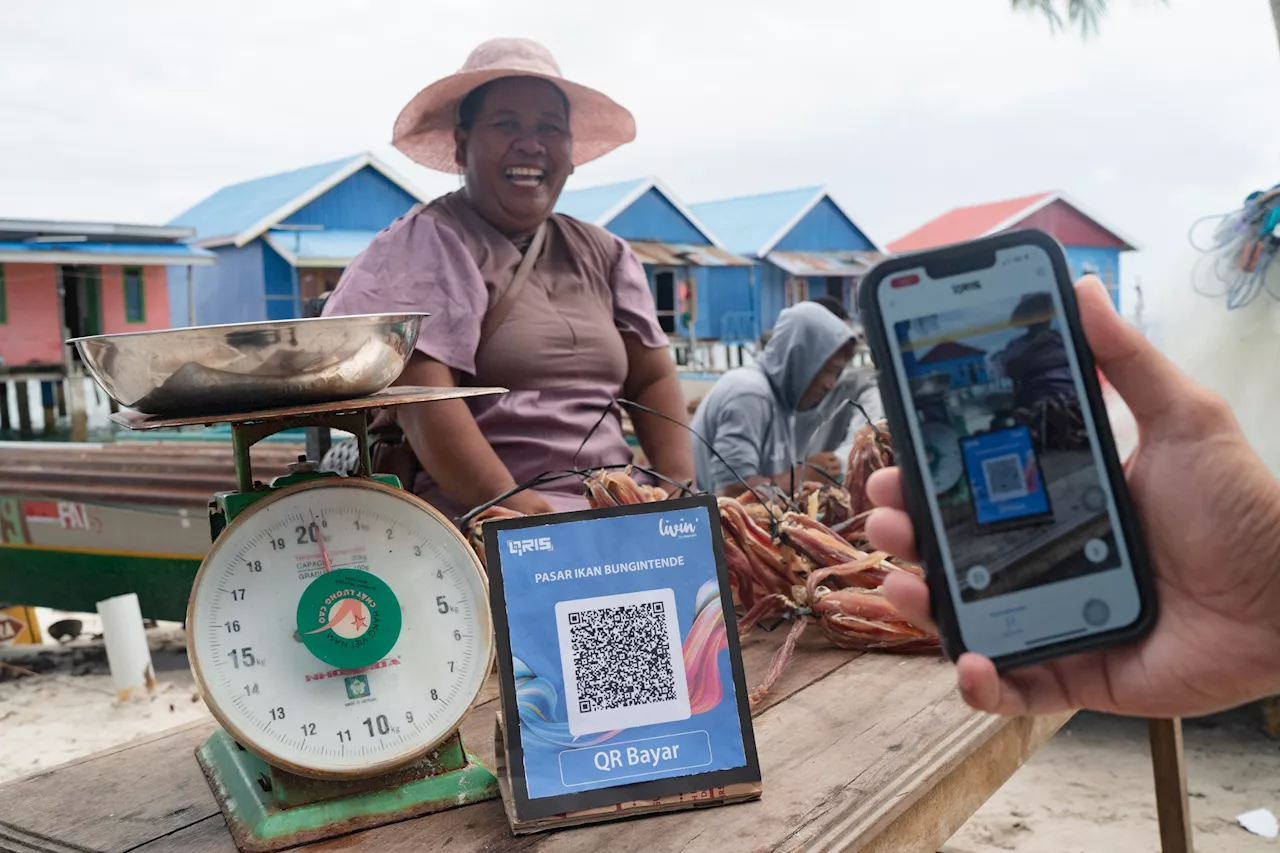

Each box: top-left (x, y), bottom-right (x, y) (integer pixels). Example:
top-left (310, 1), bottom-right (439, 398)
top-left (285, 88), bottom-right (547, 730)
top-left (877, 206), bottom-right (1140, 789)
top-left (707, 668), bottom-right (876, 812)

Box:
top-left (858, 229), bottom-right (1156, 670)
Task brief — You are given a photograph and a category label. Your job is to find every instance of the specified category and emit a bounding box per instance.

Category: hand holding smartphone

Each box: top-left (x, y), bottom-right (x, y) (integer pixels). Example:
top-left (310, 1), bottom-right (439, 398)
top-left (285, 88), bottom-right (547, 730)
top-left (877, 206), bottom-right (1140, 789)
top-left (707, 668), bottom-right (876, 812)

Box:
top-left (858, 230), bottom-right (1156, 672)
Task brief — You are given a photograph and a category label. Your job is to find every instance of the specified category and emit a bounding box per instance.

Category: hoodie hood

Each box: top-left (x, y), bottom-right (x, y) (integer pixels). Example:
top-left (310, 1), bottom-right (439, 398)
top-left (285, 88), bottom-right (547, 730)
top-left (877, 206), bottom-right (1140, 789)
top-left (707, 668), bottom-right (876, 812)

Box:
top-left (757, 302), bottom-right (855, 411)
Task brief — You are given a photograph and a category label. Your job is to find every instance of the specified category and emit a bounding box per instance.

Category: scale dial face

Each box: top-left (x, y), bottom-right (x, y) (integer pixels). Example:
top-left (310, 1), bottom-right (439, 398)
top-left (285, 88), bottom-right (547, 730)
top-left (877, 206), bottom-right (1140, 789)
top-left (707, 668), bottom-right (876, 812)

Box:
top-left (188, 478), bottom-right (493, 780)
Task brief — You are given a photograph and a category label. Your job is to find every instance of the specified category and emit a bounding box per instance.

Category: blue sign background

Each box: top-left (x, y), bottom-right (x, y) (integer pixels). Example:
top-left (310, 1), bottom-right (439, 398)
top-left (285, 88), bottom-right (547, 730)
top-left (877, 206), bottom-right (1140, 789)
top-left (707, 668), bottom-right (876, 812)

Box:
top-left (496, 505), bottom-right (747, 800)
top-left (961, 426), bottom-right (1051, 525)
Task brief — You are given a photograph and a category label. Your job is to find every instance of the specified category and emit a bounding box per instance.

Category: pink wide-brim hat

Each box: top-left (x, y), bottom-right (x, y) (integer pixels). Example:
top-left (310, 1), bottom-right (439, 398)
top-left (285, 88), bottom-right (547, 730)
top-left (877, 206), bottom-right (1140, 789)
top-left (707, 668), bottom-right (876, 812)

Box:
top-left (392, 38), bottom-right (637, 174)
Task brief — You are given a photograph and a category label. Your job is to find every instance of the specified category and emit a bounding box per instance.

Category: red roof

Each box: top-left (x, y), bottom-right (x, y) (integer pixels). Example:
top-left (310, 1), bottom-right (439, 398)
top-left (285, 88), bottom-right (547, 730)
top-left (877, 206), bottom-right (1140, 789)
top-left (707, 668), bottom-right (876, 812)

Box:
top-left (889, 192), bottom-right (1137, 253)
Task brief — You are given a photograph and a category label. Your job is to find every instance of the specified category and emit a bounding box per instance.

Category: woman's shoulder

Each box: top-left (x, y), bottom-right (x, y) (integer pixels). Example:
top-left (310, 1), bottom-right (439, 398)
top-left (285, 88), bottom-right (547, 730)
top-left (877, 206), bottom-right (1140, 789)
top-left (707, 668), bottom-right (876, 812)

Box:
top-left (374, 200), bottom-right (463, 248)
top-left (324, 197), bottom-right (486, 319)
top-left (348, 200), bottom-right (474, 275)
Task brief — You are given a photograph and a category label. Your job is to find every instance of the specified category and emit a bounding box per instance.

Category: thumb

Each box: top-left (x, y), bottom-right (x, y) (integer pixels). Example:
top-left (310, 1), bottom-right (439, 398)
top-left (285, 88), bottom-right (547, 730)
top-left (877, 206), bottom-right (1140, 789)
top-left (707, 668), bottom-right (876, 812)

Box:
top-left (1075, 275), bottom-right (1187, 424)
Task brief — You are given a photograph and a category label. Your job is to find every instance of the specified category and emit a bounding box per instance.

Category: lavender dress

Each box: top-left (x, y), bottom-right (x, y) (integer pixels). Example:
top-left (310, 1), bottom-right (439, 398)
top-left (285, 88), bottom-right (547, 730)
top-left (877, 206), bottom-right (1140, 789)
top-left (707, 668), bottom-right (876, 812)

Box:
top-left (322, 191), bottom-right (668, 519)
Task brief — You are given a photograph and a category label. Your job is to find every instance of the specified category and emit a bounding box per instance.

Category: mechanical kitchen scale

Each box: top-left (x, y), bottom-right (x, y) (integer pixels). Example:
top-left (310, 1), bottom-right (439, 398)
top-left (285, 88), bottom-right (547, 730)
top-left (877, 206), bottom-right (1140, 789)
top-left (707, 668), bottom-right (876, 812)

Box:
top-left (74, 314), bottom-right (509, 852)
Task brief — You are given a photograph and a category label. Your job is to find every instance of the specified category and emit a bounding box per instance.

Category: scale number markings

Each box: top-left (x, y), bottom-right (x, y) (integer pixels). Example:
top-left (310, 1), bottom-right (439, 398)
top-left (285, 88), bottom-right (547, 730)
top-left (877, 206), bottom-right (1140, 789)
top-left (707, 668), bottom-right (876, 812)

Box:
top-left (190, 480), bottom-right (493, 776)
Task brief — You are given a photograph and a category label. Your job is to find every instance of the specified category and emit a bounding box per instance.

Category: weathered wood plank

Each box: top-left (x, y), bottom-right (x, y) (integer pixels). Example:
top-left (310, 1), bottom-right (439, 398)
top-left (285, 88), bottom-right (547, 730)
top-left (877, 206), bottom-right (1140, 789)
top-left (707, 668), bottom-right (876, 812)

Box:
top-left (853, 712), bottom-right (1071, 853)
top-left (0, 722), bottom-right (217, 853)
top-left (0, 627), bottom-right (860, 853)
top-left (131, 815), bottom-right (237, 853)
top-left (268, 656), bottom-right (974, 853)
top-left (754, 656), bottom-right (984, 853)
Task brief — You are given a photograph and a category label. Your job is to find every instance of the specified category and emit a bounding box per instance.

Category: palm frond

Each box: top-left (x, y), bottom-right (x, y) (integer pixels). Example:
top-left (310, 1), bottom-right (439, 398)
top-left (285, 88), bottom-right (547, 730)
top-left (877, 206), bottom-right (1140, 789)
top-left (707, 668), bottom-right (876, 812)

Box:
top-left (1011, 0), bottom-right (1109, 37)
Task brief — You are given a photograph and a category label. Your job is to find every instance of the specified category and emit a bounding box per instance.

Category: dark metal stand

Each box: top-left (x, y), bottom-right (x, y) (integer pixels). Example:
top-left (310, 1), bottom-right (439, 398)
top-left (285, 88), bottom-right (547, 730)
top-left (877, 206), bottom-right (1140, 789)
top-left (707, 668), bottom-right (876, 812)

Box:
top-left (305, 426), bottom-right (332, 468)
top-left (302, 294), bottom-right (332, 466)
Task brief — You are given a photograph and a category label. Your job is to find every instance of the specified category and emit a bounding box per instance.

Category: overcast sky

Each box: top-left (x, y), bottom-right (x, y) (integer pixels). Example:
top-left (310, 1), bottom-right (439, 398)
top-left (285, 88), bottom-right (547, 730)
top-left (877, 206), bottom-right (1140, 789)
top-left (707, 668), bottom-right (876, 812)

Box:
top-left (3, 0), bottom-right (1279, 312)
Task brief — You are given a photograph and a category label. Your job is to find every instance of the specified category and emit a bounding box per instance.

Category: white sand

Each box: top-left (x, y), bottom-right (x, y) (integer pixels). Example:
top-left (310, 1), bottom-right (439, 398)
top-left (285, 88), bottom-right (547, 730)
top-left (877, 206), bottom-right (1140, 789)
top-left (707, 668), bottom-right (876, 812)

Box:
top-left (947, 709), bottom-right (1280, 852)
top-left (1, 610), bottom-right (211, 782)
top-left (0, 671), bottom-right (211, 782)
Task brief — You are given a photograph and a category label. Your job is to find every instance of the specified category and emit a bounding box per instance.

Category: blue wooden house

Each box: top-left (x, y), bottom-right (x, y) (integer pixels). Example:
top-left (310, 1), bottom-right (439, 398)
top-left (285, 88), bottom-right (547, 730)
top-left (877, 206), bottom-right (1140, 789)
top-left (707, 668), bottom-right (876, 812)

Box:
top-left (554, 178), bottom-right (755, 343)
top-left (166, 152), bottom-right (429, 326)
top-left (690, 187), bottom-right (882, 334)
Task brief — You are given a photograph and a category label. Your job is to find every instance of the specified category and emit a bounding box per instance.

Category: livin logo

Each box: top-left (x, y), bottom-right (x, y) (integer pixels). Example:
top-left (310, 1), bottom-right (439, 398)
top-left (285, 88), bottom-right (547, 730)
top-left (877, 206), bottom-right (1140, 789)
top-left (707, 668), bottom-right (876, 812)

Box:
top-left (508, 537), bottom-right (552, 556)
top-left (659, 518), bottom-right (697, 538)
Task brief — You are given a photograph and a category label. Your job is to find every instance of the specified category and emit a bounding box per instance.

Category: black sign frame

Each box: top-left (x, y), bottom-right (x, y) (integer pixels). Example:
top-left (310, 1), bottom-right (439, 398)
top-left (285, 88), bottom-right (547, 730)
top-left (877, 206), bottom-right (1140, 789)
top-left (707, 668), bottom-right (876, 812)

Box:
top-left (482, 494), bottom-right (761, 822)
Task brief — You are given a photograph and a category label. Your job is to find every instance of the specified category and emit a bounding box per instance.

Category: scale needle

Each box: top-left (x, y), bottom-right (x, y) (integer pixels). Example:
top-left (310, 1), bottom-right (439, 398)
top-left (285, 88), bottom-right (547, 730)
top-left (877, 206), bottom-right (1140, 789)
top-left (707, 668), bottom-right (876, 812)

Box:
top-left (313, 514), bottom-right (333, 573)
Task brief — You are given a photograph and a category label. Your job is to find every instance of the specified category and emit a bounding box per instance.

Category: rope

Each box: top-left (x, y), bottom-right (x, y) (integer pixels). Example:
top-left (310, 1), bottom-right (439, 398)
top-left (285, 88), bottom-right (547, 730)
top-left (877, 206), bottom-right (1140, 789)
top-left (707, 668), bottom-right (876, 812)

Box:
top-left (1188, 187), bottom-right (1280, 310)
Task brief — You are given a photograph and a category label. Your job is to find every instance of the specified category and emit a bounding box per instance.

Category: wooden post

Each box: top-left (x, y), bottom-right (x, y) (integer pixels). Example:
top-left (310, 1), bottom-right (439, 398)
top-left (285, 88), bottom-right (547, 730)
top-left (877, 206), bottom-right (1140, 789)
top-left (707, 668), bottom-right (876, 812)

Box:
top-left (15, 381), bottom-right (32, 436)
top-left (40, 381), bottom-right (56, 433)
top-left (301, 292), bottom-right (330, 462)
top-left (1262, 695), bottom-right (1280, 739)
top-left (55, 380), bottom-right (67, 417)
top-left (67, 372), bottom-right (88, 443)
top-left (0, 382), bottom-right (9, 432)
top-left (1148, 717), bottom-right (1194, 853)
top-left (187, 265), bottom-right (197, 327)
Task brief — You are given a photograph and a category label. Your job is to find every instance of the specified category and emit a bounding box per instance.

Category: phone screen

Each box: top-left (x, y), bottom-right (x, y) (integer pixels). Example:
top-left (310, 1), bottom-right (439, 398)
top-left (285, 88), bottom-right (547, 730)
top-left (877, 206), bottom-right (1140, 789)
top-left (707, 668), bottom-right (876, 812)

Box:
top-left (876, 243), bottom-right (1142, 659)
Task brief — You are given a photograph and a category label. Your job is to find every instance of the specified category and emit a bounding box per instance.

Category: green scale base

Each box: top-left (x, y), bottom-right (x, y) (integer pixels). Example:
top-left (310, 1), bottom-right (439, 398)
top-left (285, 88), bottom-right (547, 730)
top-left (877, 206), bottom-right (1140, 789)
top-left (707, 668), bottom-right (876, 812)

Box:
top-left (197, 728), bottom-right (500, 852)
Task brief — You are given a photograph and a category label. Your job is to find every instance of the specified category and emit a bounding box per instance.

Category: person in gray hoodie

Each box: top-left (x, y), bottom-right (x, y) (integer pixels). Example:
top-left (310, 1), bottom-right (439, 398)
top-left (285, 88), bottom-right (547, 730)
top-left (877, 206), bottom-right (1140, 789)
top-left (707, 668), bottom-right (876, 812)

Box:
top-left (794, 297), bottom-right (880, 467)
top-left (691, 302), bottom-right (855, 496)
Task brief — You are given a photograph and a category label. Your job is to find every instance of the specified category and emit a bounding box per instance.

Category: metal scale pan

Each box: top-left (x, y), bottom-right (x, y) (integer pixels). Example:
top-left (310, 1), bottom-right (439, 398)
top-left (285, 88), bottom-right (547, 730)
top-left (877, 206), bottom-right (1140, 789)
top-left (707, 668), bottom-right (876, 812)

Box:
top-left (72, 312), bottom-right (430, 418)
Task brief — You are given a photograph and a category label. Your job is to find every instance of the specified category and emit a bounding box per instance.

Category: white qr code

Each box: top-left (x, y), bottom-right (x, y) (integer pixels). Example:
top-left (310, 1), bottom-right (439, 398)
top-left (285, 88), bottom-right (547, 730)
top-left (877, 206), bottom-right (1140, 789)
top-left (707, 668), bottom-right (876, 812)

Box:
top-left (554, 588), bottom-right (691, 737)
top-left (981, 453), bottom-right (1028, 502)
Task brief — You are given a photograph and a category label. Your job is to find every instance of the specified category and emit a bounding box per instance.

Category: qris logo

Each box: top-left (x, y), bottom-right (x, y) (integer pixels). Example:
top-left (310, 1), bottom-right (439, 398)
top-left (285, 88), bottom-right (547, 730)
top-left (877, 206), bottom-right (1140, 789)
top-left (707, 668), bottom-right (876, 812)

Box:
top-left (508, 537), bottom-right (552, 556)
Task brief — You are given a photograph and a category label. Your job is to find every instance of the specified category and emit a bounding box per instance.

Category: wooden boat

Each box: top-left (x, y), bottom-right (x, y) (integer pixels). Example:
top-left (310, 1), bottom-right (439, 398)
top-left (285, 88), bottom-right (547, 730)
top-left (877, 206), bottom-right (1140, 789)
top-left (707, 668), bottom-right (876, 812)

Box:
top-left (0, 440), bottom-right (303, 621)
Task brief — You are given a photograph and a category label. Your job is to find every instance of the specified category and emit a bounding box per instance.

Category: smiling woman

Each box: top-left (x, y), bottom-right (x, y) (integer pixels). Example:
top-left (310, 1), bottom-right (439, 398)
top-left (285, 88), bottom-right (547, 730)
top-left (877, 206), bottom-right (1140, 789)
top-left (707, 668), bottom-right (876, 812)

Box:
top-left (454, 76), bottom-right (573, 238)
top-left (322, 38), bottom-right (693, 520)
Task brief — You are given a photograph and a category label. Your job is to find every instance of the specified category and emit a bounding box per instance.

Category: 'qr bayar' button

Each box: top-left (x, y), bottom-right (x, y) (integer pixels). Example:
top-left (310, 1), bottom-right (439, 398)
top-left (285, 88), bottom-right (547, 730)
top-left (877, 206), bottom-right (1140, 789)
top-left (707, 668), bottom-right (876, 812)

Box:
top-left (558, 731), bottom-right (713, 788)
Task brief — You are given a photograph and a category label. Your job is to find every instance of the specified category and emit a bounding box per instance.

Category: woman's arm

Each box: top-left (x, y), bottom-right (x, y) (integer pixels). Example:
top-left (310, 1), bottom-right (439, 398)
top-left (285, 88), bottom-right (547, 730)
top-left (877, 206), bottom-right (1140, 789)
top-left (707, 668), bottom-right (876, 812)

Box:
top-left (394, 354), bottom-right (555, 516)
top-left (622, 335), bottom-right (695, 491)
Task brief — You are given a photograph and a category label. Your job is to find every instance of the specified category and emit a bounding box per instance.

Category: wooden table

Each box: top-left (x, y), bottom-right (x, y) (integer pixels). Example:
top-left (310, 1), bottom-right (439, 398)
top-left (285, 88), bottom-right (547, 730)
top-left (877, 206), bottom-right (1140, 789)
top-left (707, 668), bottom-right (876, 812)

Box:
top-left (0, 629), bottom-right (1069, 853)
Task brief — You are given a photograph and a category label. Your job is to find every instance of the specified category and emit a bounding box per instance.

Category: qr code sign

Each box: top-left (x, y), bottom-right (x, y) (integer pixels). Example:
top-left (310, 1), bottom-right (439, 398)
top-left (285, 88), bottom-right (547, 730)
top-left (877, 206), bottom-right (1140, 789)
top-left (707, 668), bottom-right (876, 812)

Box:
top-left (981, 453), bottom-right (1028, 502)
top-left (555, 589), bottom-right (690, 737)
top-left (568, 601), bottom-right (675, 714)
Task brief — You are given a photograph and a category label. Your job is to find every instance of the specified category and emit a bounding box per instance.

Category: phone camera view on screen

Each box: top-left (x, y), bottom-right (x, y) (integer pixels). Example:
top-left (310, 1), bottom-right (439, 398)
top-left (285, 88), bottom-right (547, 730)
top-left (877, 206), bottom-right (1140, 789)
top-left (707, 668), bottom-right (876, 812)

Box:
top-left (881, 245), bottom-right (1141, 657)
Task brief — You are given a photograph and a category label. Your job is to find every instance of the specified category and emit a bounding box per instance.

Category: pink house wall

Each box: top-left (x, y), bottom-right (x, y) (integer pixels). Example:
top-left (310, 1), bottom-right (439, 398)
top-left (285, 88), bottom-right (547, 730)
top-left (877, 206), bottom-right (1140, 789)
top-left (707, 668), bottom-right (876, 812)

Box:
top-left (0, 263), bottom-right (63, 366)
top-left (100, 265), bottom-right (171, 334)
top-left (0, 263), bottom-right (174, 368)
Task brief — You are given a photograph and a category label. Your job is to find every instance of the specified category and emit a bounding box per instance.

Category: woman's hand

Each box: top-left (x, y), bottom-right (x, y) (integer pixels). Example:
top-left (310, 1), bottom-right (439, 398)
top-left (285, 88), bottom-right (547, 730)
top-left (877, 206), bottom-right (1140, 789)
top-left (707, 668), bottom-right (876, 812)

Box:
top-left (503, 491), bottom-right (557, 516)
top-left (866, 276), bottom-right (1280, 719)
